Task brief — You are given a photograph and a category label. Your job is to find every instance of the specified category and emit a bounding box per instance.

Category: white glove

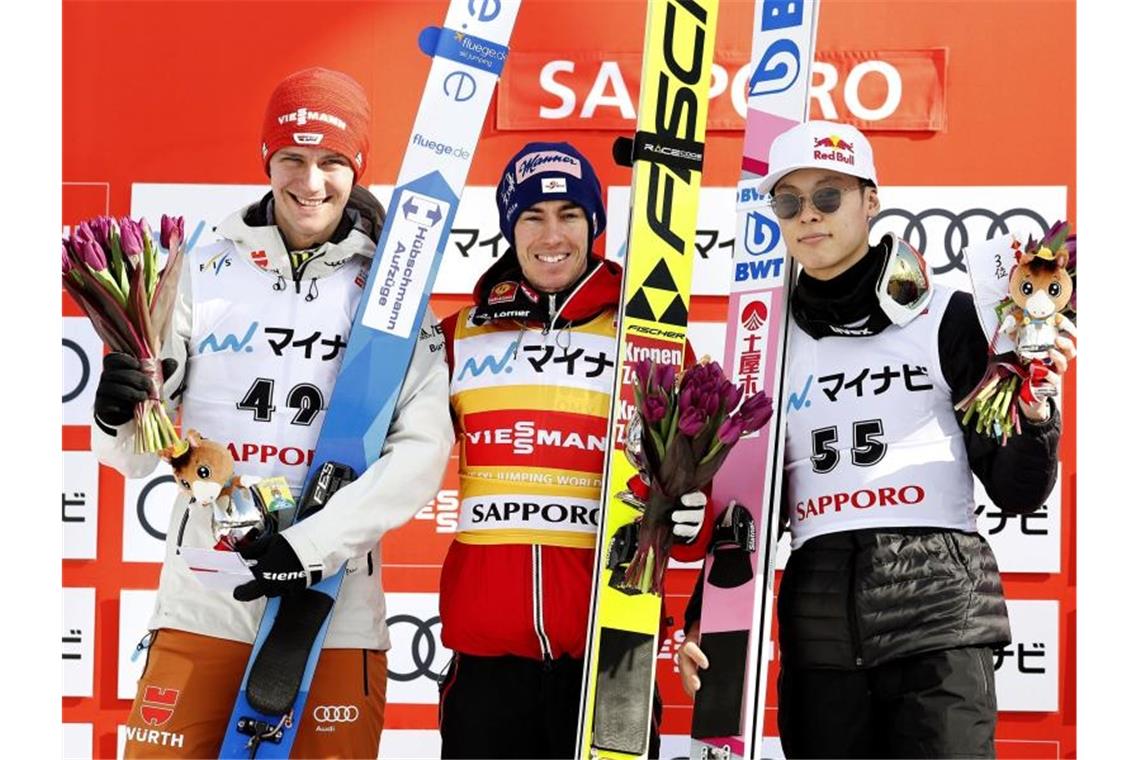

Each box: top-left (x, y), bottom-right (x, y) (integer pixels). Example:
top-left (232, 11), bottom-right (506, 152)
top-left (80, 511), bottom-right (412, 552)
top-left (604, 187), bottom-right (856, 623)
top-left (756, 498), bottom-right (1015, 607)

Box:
top-left (672, 490), bottom-right (707, 543)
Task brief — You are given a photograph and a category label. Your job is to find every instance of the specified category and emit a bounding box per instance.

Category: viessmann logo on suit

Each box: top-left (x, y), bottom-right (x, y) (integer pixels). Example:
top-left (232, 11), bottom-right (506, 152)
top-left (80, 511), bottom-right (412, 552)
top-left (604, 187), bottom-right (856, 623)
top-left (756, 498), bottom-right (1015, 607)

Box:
top-left (462, 410), bottom-right (607, 470)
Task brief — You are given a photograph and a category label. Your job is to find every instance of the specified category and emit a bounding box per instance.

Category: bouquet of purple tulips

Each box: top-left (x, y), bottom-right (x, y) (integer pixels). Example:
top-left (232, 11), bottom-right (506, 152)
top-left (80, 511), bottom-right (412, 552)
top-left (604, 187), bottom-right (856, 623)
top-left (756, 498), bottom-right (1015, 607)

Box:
top-left (618, 358), bottom-right (774, 594)
top-left (62, 214), bottom-right (186, 453)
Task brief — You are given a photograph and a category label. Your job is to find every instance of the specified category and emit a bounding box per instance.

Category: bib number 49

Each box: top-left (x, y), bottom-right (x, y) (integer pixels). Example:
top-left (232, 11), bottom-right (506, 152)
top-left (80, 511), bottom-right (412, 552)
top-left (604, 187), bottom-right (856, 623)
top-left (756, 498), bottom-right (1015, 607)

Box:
top-left (236, 377), bottom-right (325, 426)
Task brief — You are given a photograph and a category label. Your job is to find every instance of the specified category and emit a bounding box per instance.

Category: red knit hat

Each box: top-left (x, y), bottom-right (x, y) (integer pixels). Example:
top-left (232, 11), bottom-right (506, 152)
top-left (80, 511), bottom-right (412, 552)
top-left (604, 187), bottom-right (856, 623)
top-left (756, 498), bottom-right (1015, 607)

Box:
top-left (260, 67), bottom-right (372, 180)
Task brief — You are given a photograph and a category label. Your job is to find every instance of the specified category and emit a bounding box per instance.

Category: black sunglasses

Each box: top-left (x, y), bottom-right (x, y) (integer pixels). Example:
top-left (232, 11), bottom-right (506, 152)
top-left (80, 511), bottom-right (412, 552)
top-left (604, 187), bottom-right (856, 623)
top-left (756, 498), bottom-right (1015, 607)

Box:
top-left (769, 185), bottom-right (861, 220)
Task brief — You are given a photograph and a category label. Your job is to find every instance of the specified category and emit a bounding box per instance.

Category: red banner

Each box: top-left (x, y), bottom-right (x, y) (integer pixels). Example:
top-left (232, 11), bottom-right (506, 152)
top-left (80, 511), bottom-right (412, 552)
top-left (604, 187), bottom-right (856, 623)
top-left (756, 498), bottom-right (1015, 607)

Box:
top-left (497, 49), bottom-right (947, 132)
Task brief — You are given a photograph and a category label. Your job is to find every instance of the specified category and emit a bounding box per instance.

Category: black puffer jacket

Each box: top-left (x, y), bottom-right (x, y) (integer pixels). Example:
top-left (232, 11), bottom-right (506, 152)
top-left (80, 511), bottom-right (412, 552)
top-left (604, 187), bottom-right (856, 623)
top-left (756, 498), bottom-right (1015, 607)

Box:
top-left (688, 242), bottom-right (1062, 670)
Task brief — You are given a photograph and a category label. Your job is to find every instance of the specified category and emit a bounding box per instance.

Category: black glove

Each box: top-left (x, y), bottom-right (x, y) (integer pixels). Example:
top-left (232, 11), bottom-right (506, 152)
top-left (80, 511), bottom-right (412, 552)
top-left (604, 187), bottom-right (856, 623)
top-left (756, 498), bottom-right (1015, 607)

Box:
top-left (232, 533), bottom-right (319, 602)
top-left (94, 352), bottom-right (178, 428)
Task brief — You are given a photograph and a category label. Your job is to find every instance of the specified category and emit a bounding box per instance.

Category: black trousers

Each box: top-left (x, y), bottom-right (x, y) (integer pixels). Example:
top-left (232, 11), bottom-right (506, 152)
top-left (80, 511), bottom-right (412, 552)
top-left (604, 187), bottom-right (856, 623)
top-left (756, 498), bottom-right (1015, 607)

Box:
top-left (777, 646), bottom-right (998, 759)
top-left (439, 653), bottom-right (661, 759)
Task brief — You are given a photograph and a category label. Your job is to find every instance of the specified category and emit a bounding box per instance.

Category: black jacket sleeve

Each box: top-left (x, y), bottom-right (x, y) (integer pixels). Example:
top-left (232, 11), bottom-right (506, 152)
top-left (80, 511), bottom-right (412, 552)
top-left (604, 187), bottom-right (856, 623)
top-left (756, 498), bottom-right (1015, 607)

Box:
top-left (938, 290), bottom-right (1061, 514)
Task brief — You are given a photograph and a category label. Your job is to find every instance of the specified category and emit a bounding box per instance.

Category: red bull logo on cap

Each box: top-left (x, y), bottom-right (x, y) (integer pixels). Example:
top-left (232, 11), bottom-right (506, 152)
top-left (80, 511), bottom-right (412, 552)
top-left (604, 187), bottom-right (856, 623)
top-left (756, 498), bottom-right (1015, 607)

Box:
top-left (813, 134), bottom-right (856, 167)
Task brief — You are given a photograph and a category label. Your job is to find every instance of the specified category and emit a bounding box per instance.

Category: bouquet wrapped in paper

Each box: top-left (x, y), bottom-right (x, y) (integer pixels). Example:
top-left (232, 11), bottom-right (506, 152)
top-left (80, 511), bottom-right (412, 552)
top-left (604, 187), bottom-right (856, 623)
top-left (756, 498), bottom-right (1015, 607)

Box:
top-left (957, 220), bottom-right (1076, 443)
top-left (617, 358), bottom-right (774, 595)
top-left (62, 215), bottom-right (186, 453)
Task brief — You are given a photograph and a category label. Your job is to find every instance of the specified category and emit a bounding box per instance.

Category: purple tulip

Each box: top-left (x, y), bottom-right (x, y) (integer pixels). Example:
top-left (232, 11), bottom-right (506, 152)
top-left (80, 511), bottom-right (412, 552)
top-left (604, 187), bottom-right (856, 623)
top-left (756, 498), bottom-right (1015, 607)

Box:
top-left (73, 222), bottom-right (95, 247)
top-left (62, 242), bottom-right (74, 275)
top-left (119, 218), bottom-right (144, 260)
top-left (160, 214), bottom-right (185, 250)
top-left (642, 395), bottom-right (667, 425)
top-left (88, 216), bottom-right (113, 250)
top-left (654, 362), bottom-right (677, 392)
top-left (677, 406), bottom-right (707, 437)
top-left (140, 218), bottom-right (156, 250)
top-left (635, 358), bottom-right (653, 392)
top-left (80, 238), bottom-right (108, 271)
top-left (716, 415), bottom-right (744, 447)
top-left (702, 392), bottom-right (719, 416)
top-left (738, 391), bottom-right (773, 434)
top-left (678, 385), bottom-right (695, 412)
top-left (724, 382), bottom-right (744, 413)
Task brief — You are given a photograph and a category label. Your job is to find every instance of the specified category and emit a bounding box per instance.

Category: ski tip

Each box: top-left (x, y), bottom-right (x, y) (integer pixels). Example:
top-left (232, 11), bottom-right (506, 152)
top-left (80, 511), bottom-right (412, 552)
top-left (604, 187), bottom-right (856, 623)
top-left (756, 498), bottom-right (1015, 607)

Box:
top-left (417, 26), bottom-right (443, 56)
top-left (612, 136), bottom-right (634, 168)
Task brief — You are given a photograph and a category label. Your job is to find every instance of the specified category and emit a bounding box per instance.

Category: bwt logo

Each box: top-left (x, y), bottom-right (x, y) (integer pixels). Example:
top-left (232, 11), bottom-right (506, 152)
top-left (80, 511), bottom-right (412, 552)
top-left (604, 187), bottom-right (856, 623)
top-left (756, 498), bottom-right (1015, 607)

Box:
top-left (747, 0), bottom-right (808, 97)
top-left (743, 211), bottom-right (781, 256)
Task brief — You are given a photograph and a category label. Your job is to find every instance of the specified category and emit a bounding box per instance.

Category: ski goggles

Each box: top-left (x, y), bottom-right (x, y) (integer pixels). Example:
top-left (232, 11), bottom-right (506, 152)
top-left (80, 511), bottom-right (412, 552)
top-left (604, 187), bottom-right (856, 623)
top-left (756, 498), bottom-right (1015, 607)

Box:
top-left (876, 233), bottom-right (933, 326)
top-left (768, 184), bottom-right (861, 220)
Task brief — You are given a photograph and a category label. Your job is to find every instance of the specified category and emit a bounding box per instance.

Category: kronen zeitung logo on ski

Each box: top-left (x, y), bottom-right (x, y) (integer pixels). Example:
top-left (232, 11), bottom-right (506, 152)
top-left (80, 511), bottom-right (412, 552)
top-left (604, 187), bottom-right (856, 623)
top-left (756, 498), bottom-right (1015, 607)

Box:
top-left (812, 134), bottom-right (856, 167)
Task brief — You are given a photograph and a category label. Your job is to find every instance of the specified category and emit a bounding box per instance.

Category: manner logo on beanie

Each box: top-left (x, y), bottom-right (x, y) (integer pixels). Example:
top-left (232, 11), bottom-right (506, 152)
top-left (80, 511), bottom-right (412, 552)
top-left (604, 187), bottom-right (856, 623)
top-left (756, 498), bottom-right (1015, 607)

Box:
top-left (260, 67), bottom-right (372, 180)
top-left (496, 141), bottom-right (606, 249)
top-left (756, 120), bottom-right (877, 195)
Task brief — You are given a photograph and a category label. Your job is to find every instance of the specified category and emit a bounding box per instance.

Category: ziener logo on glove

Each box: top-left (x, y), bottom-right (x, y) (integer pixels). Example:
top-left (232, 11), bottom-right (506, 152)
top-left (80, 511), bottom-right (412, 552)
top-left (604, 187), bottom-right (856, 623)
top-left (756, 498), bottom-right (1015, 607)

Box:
top-left (262, 570), bottom-right (308, 581)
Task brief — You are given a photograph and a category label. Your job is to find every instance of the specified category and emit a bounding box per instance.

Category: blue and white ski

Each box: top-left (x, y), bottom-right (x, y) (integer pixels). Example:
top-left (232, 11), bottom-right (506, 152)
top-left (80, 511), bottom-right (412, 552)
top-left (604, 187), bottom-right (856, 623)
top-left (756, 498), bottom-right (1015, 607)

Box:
top-left (219, 2), bottom-right (520, 756)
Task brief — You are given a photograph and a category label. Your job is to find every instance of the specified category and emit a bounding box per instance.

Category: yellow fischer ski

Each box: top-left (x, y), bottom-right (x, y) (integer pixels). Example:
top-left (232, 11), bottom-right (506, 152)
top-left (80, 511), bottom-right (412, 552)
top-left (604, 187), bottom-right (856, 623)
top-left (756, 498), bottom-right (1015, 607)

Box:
top-left (576, 1), bottom-right (720, 757)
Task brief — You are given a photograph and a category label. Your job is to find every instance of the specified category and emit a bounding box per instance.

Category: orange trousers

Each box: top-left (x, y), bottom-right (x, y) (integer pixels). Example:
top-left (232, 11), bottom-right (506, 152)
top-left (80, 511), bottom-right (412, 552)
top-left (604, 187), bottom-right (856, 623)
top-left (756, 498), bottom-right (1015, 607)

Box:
top-left (123, 628), bottom-right (387, 759)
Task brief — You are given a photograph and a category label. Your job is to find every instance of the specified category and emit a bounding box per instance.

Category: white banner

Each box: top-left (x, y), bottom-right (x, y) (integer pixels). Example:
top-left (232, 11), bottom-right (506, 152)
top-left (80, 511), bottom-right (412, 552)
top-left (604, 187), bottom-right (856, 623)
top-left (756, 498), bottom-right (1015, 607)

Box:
top-left (62, 587), bottom-right (95, 697)
top-left (63, 317), bottom-right (104, 425)
top-left (384, 592), bottom-right (453, 706)
top-left (117, 589), bottom-right (158, 700)
top-left (62, 723), bottom-right (93, 760)
top-left (996, 599), bottom-right (1059, 712)
top-left (121, 463), bottom-right (177, 563)
top-left (63, 450), bottom-right (99, 559)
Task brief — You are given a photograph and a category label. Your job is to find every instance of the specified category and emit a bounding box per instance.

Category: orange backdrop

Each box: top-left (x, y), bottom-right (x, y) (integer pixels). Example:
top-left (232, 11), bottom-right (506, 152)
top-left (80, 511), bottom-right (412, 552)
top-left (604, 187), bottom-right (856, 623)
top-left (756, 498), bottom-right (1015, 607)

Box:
top-left (63, 1), bottom-right (1076, 758)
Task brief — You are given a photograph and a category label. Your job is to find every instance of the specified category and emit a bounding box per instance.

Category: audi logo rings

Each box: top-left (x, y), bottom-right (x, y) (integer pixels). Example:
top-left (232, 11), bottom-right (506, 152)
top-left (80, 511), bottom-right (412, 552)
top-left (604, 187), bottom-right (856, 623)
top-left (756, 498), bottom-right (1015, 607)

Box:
top-left (312, 704), bottom-right (359, 723)
top-left (871, 207), bottom-right (1050, 276)
top-left (385, 613), bottom-right (448, 683)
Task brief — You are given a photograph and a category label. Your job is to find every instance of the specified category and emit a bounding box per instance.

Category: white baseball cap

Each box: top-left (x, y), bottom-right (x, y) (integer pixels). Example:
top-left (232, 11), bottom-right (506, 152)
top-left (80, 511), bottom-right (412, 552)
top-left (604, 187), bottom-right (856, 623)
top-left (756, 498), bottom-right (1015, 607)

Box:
top-left (757, 120), bottom-right (878, 195)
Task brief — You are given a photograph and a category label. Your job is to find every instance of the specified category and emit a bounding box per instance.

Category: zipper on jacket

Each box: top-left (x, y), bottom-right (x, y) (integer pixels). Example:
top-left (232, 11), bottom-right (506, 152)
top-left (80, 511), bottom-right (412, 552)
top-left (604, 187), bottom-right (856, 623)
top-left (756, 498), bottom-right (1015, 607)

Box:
top-left (289, 249), bottom-right (326, 295)
top-left (129, 630), bottom-right (155, 663)
top-left (362, 650), bottom-right (370, 696)
top-left (531, 546), bottom-right (554, 668)
top-left (543, 294), bottom-right (557, 336)
top-left (847, 542), bottom-right (864, 668)
top-left (366, 550), bottom-right (374, 576)
top-left (174, 506), bottom-right (191, 552)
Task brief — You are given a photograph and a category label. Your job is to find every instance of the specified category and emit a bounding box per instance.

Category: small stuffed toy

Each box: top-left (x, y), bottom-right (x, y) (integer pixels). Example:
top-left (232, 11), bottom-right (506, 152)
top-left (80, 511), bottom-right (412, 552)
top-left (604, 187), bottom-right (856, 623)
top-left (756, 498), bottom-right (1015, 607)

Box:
top-left (161, 430), bottom-right (265, 549)
top-left (957, 221), bottom-right (1076, 442)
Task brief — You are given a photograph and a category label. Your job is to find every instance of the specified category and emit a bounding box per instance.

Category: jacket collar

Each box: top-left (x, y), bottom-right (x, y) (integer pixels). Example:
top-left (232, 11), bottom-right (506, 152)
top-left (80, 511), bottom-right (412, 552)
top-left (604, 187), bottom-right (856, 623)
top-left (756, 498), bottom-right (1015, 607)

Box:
top-left (214, 191), bottom-right (376, 283)
top-left (469, 249), bottom-right (622, 330)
